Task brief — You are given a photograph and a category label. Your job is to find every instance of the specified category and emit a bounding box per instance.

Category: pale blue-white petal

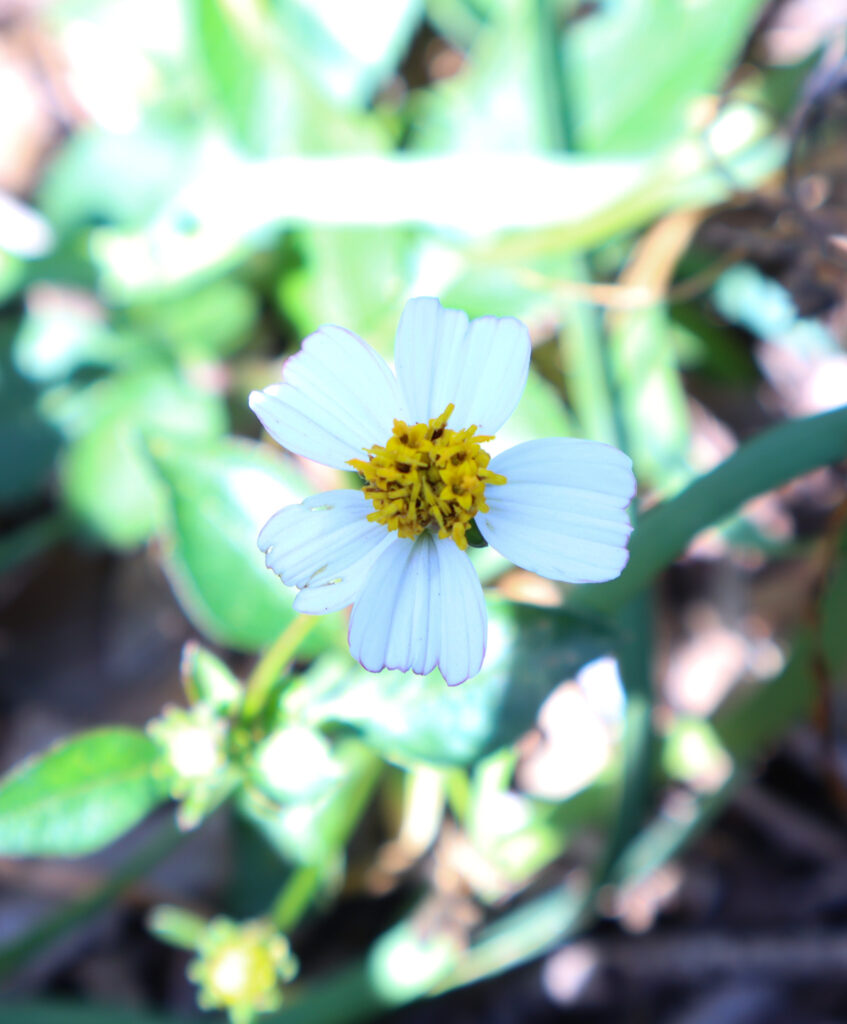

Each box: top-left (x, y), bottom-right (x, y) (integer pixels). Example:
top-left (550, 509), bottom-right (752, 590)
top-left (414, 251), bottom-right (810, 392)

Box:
top-left (348, 532), bottom-right (487, 685)
top-left (477, 439), bottom-right (636, 584)
top-left (393, 297), bottom-right (531, 434)
top-left (258, 489), bottom-right (396, 613)
top-left (249, 325), bottom-right (404, 470)
top-left (393, 297), bottom-right (468, 425)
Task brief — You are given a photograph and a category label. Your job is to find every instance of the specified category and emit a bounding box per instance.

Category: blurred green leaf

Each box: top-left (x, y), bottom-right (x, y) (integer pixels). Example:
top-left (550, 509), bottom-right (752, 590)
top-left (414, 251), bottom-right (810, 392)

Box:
top-left (440, 264), bottom-right (549, 322)
top-left (185, 0), bottom-right (284, 155)
top-left (578, 405), bottom-right (847, 613)
top-left (0, 249), bottom-right (25, 304)
top-left (0, 327), bottom-right (60, 509)
top-left (279, 228), bottom-right (413, 356)
top-left (57, 368), bottom-right (226, 548)
top-left (13, 304), bottom-right (130, 383)
top-left (497, 366), bottom-right (572, 447)
top-left (181, 642), bottom-right (243, 713)
top-left (611, 306), bottom-right (691, 489)
top-left (151, 437), bottom-right (340, 652)
top-left (569, 0), bottom-right (766, 152)
top-left (38, 123), bottom-right (195, 231)
top-left (238, 739), bottom-right (380, 866)
top-left (126, 279), bottom-right (258, 360)
top-left (95, 101), bottom-right (782, 299)
top-left (299, 598), bottom-right (611, 767)
top-left (273, 0), bottom-right (423, 107)
top-left (0, 728), bottom-right (168, 858)
top-left (412, 4), bottom-right (545, 152)
top-left (250, 725), bottom-right (341, 804)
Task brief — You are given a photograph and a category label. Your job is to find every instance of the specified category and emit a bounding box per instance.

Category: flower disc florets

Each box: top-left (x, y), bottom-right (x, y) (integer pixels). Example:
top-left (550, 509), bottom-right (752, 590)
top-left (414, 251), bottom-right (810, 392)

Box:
top-left (348, 403), bottom-right (506, 551)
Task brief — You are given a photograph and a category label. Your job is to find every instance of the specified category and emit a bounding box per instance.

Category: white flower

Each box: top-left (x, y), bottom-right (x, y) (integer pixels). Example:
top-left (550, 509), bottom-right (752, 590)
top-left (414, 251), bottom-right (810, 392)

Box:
top-left (249, 297), bottom-right (635, 686)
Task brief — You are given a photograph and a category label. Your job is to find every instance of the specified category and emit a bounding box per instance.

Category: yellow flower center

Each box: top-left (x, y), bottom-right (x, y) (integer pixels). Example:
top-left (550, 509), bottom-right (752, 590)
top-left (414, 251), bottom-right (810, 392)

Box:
top-left (348, 403), bottom-right (506, 551)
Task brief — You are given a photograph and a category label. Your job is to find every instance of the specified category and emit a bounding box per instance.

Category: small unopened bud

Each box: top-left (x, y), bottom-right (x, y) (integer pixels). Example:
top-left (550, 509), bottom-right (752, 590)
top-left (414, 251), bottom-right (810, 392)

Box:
top-left (147, 704), bottom-right (232, 828)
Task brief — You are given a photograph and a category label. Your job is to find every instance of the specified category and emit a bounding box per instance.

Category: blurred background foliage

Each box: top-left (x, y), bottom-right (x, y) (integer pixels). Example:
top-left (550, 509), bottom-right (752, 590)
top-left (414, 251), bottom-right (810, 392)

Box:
top-left (2, 0), bottom-right (847, 1022)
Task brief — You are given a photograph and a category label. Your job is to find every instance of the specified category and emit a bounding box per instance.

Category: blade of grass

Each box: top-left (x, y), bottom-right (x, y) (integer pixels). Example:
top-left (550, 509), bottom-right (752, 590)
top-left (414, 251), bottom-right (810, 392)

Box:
top-left (578, 404), bottom-right (847, 614)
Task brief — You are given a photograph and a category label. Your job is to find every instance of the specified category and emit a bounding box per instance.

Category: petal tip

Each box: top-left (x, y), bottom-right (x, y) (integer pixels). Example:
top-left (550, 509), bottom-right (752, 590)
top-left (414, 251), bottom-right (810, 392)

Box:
top-left (248, 388), bottom-right (266, 414)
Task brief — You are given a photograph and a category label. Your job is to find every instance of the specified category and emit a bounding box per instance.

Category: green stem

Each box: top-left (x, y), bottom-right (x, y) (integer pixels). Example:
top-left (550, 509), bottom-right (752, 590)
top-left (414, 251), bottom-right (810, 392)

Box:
top-left (272, 865), bottom-right (323, 934)
top-left (534, 0), bottom-right (621, 446)
top-left (600, 595), bottom-right (654, 873)
top-left (534, 0), bottom-right (654, 900)
top-left (242, 615), bottom-right (320, 721)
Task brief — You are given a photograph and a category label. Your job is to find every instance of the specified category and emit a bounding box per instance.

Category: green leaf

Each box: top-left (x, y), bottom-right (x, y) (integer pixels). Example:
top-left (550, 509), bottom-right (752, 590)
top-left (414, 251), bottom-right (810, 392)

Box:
top-left (0, 728), bottom-right (168, 858)
top-left (185, 0), bottom-right (293, 156)
top-left (569, 0), bottom-right (765, 153)
top-left (180, 641), bottom-right (242, 713)
top-left (0, 327), bottom-right (60, 510)
top-left (578, 405), bottom-right (847, 613)
top-left (57, 368), bottom-right (226, 549)
top-left (249, 725), bottom-right (341, 804)
top-left (239, 739), bottom-right (380, 866)
top-left (412, 5), bottom-right (546, 152)
top-left (298, 598), bottom-right (611, 767)
top-left (497, 367), bottom-right (572, 447)
top-left (272, 0), bottom-right (423, 107)
top-left (610, 306), bottom-right (691, 490)
top-left (151, 437), bottom-right (341, 652)
top-left (38, 122), bottom-right (195, 231)
top-left (126, 279), bottom-right (258, 361)
top-left (13, 305), bottom-right (131, 383)
top-left (278, 227), bottom-right (413, 358)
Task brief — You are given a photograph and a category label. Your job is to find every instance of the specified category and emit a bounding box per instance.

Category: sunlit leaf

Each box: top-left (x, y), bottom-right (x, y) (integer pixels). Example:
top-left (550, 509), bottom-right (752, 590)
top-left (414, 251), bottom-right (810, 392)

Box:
top-left (57, 368), bottom-right (226, 549)
top-left (298, 598), bottom-right (611, 767)
top-left (238, 739), bottom-right (380, 865)
top-left (151, 437), bottom-right (342, 653)
top-left (279, 227), bottom-right (413, 357)
top-left (38, 123), bottom-right (195, 231)
top-left (569, 0), bottom-right (766, 152)
top-left (273, 0), bottom-right (423, 107)
top-left (0, 728), bottom-right (168, 858)
top-left (126, 279), bottom-right (258, 360)
top-left (185, 0), bottom-right (284, 155)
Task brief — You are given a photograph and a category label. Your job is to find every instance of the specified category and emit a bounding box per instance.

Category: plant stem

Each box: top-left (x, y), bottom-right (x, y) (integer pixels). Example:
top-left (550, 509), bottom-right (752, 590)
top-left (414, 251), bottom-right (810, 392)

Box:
top-left (272, 865), bottom-right (323, 934)
top-left (242, 615), bottom-right (320, 721)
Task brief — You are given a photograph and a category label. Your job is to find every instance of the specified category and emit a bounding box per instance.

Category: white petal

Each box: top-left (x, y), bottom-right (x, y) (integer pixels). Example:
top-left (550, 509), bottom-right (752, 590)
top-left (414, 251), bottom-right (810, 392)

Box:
top-left (258, 489), bottom-right (396, 613)
top-left (394, 297), bottom-right (531, 434)
top-left (249, 325), bottom-right (404, 470)
top-left (477, 439), bottom-right (636, 584)
top-left (348, 532), bottom-right (487, 686)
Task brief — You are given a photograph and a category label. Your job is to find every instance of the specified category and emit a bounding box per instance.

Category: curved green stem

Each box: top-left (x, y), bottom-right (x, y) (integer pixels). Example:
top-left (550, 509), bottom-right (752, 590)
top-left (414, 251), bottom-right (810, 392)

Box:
top-left (243, 615), bottom-right (320, 721)
top-left (578, 404), bottom-right (847, 614)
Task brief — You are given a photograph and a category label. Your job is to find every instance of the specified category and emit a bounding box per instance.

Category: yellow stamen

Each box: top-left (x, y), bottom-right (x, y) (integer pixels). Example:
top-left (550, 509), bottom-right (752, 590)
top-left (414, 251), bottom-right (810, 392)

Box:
top-left (348, 403), bottom-right (506, 551)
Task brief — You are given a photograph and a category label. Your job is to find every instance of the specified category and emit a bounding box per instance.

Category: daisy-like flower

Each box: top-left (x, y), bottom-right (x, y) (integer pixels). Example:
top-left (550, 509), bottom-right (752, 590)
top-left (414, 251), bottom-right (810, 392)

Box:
top-left (249, 298), bottom-right (635, 686)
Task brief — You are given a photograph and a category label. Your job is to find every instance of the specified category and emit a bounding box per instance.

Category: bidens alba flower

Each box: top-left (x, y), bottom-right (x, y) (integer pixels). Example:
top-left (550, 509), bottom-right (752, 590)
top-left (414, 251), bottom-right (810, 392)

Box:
top-left (249, 298), bottom-right (635, 686)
